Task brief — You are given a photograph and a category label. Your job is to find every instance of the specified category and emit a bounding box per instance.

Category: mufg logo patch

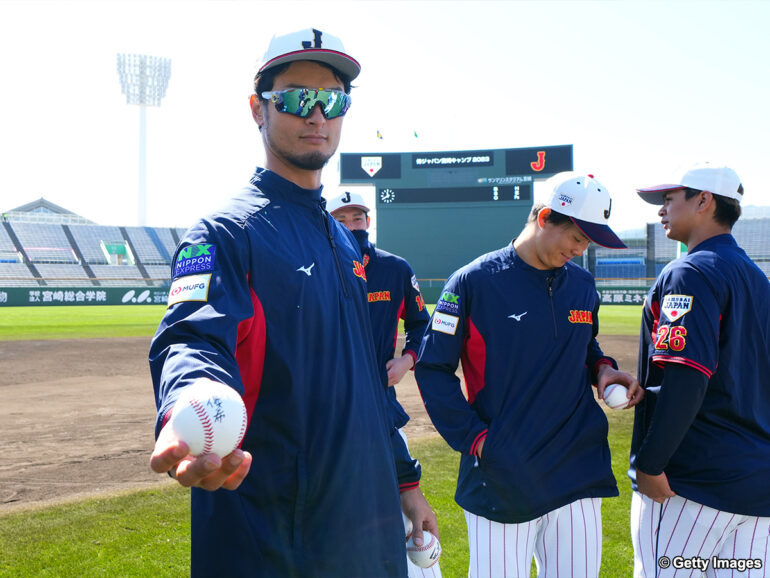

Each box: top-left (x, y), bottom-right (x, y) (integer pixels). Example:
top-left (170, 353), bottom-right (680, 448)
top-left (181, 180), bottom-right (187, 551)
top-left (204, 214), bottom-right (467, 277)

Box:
top-left (168, 273), bottom-right (212, 306)
top-left (432, 311), bottom-right (459, 335)
top-left (175, 244), bottom-right (216, 278)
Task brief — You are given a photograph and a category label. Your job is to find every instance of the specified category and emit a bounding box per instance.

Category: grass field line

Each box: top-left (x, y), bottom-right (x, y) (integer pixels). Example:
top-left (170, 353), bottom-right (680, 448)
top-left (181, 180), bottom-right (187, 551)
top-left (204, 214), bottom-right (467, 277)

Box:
top-left (0, 304), bottom-right (644, 341)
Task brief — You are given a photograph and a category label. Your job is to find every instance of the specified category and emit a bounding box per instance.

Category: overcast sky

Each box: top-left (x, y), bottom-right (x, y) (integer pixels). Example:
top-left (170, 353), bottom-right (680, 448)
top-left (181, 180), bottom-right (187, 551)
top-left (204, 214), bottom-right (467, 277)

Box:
top-left (1, 0), bottom-right (767, 236)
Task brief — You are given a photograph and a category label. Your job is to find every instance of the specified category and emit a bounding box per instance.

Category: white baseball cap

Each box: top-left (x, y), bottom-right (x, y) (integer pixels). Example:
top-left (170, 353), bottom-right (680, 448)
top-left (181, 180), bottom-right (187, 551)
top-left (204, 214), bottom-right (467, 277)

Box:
top-left (326, 191), bottom-right (370, 214)
top-left (636, 162), bottom-right (743, 205)
top-left (258, 28), bottom-right (360, 80)
top-left (542, 172), bottom-right (626, 249)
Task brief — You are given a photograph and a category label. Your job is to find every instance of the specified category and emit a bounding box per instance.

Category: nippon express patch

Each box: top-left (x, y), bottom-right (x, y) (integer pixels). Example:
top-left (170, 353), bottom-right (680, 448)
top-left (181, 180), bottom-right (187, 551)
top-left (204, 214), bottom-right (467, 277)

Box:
top-left (174, 244), bottom-right (217, 278)
top-left (435, 290), bottom-right (460, 314)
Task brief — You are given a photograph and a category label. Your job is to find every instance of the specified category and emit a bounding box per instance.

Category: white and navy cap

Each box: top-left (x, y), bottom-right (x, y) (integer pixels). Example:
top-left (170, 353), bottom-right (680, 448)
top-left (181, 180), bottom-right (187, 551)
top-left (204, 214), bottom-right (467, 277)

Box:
top-left (258, 28), bottom-right (360, 80)
top-left (543, 172), bottom-right (626, 249)
top-left (637, 162), bottom-right (743, 205)
top-left (327, 191), bottom-right (370, 214)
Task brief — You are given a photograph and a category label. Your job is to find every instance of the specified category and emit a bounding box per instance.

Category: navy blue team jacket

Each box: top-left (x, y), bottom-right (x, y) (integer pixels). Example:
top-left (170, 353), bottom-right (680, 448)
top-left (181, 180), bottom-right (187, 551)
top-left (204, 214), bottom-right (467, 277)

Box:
top-left (150, 169), bottom-right (408, 578)
top-left (352, 229), bottom-right (430, 433)
top-left (416, 244), bottom-right (619, 523)
top-left (630, 234), bottom-right (770, 516)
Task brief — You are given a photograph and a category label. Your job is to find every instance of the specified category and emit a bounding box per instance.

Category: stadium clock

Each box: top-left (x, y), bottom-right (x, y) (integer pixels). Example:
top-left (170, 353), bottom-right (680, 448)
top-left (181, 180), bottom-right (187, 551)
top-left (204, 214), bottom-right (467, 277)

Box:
top-left (380, 188), bottom-right (396, 203)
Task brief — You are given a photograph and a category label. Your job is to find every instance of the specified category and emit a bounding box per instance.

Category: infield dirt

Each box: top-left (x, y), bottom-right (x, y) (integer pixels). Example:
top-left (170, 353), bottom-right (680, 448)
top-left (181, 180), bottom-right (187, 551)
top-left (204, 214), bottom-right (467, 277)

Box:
top-left (0, 334), bottom-right (638, 516)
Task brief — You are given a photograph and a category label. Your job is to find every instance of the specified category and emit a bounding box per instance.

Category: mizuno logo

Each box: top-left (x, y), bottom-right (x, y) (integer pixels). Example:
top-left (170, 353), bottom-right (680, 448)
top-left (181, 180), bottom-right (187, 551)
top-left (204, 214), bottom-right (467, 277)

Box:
top-left (297, 263), bottom-right (315, 276)
top-left (508, 312), bottom-right (528, 321)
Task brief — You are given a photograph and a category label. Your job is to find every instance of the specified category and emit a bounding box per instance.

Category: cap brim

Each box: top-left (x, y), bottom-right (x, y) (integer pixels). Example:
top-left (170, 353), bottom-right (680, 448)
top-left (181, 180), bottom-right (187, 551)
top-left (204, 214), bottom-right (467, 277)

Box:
top-left (571, 218), bottom-right (627, 249)
top-left (636, 184), bottom-right (687, 205)
top-left (330, 203), bottom-right (369, 214)
top-left (259, 49), bottom-right (361, 80)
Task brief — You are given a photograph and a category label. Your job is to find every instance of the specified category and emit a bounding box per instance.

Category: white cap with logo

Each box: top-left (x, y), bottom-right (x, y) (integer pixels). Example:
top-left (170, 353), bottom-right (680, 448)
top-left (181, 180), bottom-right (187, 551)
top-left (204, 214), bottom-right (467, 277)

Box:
top-left (257, 28), bottom-right (361, 80)
top-left (541, 172), bottom-right (626, 249)
top-left (636, 162), bottom-right (743, 205)
top-left (326, 191), bottom-right (370, 215)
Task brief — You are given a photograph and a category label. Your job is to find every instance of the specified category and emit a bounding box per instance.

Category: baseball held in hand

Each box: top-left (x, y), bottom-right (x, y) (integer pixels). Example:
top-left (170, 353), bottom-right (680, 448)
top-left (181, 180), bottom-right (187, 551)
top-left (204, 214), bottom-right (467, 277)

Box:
top-left (402, 512), bottom-right (413, 541)
top-left (603, 383), bottom-right (629, 410)
top-left (168, 378), bottom-right (248, 457)
top-left (406, 530), bottom-right (442, 569)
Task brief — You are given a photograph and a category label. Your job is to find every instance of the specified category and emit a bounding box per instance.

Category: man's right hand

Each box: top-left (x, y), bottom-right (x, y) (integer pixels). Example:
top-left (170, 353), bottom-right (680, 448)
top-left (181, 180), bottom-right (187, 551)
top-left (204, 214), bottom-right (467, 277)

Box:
top-left (150, 427), bottom-right (252, 491)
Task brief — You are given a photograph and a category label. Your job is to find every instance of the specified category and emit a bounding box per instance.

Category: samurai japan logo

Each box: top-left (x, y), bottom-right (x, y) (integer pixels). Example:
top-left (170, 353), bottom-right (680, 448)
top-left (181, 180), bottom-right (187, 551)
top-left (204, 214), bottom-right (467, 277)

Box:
top-left (361, 156), bottom-right (382, 177)
top-left (661, 294), bottom-right (693, 322)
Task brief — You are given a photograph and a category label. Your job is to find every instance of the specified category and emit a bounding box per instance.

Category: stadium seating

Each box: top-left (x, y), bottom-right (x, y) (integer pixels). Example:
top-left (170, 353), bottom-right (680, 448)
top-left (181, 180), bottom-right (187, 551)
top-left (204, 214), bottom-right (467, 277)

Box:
top-left (144, 265), bottom-right (172, 287)
top-left (1, 216), bottom-right (768, 290)
top-left (0, 217), bottom-right (183, 287)
top-left (68, 224), bottom-right (123, 264)
top-left (89, 265), bottom-right (145, 287)
top-left (34, 264), bottom-right (94, 287)
top-left (0, 226), bottom-right (20, 263)
top-left (0, 263), bottom-right (39, 286)
top-left (11, 222), bottom-right (77, 264)
top-left (124, 227), bottom-right (168, 265)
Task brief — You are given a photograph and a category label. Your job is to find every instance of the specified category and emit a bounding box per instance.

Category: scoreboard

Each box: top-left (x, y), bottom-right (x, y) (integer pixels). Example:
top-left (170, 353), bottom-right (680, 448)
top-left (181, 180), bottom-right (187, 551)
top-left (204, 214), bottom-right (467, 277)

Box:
top-left (339, 145), bottom-right (573, 300)
top-left (377, 184), bottom-right (530, 204)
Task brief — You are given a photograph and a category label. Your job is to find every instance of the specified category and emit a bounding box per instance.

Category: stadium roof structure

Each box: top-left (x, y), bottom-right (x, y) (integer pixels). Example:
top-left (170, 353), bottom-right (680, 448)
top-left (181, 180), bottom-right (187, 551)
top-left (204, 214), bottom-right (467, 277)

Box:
top-left (2, 198), bottom-right (94, 225)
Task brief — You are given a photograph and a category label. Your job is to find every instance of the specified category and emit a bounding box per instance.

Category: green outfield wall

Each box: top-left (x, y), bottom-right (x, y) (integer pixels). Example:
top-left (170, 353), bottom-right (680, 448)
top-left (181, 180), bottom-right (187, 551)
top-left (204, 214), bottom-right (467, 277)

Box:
top-left (0, 284), bottom-right (651, 307)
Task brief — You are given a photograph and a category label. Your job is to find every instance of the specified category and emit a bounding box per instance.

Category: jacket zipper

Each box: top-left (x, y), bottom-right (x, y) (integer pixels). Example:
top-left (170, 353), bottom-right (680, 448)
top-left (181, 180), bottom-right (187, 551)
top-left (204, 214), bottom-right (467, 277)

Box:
top-left (320, 205), bottom-right (349, 298)
top-left (547, 274), bottom-right (557, 338)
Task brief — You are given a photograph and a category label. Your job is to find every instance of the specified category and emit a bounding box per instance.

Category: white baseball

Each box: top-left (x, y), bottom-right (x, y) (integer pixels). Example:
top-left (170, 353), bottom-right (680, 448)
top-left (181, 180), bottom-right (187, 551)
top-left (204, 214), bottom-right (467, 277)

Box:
top-left (402, 512), bottom-right (413, 541)
top-left (603, 383), bottom-right (629, 410)
top-left (406, 529), bottom-right (442, 569)
top-left (167, 378), bottom-right (248, 458)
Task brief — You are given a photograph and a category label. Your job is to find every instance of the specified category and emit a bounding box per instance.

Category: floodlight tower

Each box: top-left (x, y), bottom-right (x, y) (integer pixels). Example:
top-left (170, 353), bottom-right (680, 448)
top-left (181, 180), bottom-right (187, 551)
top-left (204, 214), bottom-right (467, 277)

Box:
top-left (116, 54), bottom-right (171, 226)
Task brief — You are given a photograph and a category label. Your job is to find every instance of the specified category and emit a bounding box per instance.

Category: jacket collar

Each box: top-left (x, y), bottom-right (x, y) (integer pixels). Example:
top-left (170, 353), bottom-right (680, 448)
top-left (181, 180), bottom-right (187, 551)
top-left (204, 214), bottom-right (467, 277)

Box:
top-left (687, 233), bottom-right (737, 255)
top-left (505, 241), bottom-right (567, 278)
top-left (350, 229), bottom-right (375, 260)
top-left (250, 167), bottom-right (324, 208)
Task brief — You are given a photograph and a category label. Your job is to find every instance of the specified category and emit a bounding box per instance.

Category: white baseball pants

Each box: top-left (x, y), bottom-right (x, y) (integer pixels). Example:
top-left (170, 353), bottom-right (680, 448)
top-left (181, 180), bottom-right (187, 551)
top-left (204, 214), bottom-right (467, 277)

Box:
top-left (464, 497), bottom-right (603, 577)
top-left (631, 491), bottom-right (770, 578)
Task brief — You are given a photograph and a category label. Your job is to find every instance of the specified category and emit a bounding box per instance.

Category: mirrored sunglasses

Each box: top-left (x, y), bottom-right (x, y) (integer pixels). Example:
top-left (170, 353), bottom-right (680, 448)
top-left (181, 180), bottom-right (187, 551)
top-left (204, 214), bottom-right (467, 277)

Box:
top-left (261, 88), bottom-right (351, 119)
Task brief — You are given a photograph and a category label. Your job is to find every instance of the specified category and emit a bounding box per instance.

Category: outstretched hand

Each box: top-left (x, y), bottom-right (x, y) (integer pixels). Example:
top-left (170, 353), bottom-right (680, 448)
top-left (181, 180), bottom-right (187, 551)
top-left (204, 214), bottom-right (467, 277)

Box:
top-left (150, 426), bottom-right (252, 491)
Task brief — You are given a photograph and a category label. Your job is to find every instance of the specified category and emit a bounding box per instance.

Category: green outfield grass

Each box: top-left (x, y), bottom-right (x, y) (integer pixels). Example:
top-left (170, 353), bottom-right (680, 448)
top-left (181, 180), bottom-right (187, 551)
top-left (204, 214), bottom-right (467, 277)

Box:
top-left (598, 304), bottom-right (644, 336)
top-left (0, 303), bottom-right (642, 342)
top-left (0, 305), bottom-right (166, 341)
top-left (0, 414), bottom-right (637, 577)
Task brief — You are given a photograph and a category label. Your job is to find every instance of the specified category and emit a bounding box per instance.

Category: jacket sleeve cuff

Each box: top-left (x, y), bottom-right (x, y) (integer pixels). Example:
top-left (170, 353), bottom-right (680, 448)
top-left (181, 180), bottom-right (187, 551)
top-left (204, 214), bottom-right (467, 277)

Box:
top-left (634, 455), bottom-right (665, 477)
top-left (592, 358), bottom-right (617, 381)
top-left (399, 480), bottom-right (420, 493)
top-left (403, 350), bottom-right (418, 370)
